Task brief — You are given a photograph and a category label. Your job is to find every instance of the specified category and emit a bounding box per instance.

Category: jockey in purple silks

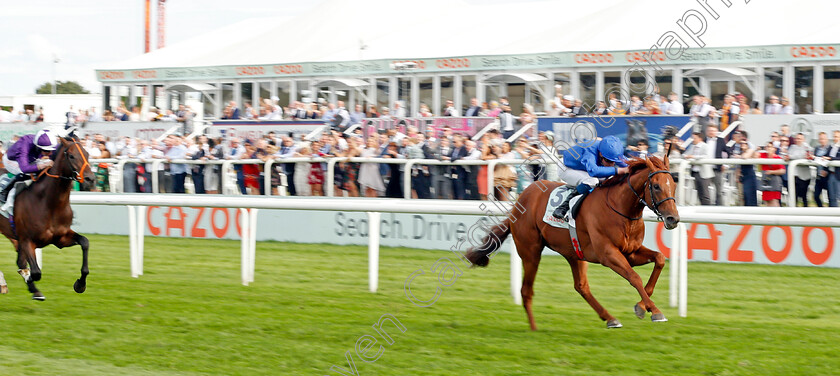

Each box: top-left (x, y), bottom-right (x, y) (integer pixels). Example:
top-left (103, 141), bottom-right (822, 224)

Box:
top-left (0, 128), bottom-right (60, 212)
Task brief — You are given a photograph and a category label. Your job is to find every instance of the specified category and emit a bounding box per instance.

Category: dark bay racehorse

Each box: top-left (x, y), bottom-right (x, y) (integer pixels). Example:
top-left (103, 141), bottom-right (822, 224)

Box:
top-left (0, 135), bottom-right (94, 300)
top-left (466, 155), bottom-right (680, 329)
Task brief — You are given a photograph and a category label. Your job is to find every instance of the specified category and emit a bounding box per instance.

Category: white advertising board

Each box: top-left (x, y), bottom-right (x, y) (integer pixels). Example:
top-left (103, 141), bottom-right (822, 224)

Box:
top-left (71, 205), bottom-right (837, 268)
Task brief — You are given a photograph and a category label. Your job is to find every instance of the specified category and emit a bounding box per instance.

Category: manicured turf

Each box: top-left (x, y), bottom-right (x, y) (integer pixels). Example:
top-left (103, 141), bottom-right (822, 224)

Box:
top-left (0, 235), bottom-right (838, 375)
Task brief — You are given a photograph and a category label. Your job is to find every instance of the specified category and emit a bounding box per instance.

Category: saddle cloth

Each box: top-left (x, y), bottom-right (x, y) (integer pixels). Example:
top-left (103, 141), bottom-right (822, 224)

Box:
top-left (0, 180), bottom-right (33, 219)
top-left (541, 186), bottom-right (584, 229)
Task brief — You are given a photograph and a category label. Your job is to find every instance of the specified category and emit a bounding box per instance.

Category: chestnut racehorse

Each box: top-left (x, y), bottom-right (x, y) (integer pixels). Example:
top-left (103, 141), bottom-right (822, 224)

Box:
top-left (466, 155), bottom-right (680, 329)
top-left (0, 134), bottom-right (94, 300)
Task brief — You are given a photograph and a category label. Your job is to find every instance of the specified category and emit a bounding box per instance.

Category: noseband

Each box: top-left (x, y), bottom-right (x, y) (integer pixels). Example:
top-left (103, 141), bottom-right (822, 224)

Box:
top-left (608, 169), bottom-right (676, 221)
top-left (36, 140), bottom-right (90, 183)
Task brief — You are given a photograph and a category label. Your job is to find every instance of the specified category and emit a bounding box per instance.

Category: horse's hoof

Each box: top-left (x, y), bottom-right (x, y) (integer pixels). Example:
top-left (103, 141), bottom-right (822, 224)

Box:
top-left (606, 319), bottom-right (623, 329)
top-left (32, 292), bottom-right (45, 301)
top-left (73, 280), bottom-right (86, 294)
top-left (651, 313), bottom-right (668, 322)
top-left (634, 303), bottom-right (646, 319)
top-left (0, 285), bottom-right (7, 294)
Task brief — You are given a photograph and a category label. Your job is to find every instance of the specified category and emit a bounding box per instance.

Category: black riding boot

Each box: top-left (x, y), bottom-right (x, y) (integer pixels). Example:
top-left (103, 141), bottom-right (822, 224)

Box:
top-left (0, 174), bottom-right (27, 203)
top-left (552, 190), bottom-right (580, 220)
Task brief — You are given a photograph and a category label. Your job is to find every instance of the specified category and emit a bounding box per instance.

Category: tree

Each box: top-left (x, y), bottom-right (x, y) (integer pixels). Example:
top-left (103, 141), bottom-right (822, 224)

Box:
top-left (35, 81), bottom-right (90, 95)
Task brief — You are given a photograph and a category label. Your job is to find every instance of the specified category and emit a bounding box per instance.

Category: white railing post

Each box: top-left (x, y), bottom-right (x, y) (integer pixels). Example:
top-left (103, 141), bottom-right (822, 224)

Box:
top-left (151, 160), bottom-right (164, 193)
top-left (367, 212), bottom-right (381, 293)
top-left (128, 205), bottom-right (138, 278)
top-left (136, 205), bottom-right (145, 276)
top-left (404, 160), bottom-right (417, 199)
top-left (115, 159), bottom-right (129, 193)
top-left (677, 160), bottom-right (690, 206)
top-left (788, 159), bottom-right (800, 207)
top-left (248, 208), bottom-right (257, 283)
top-left (510, 238), bottom-right (522, 305)
top-left (264, 159), bottom-right (276, 196)
top-left (240, 208), bottom-right (250, 286)
top-left (669, 222), bottom-right (680, 308)
top-left (678, 222), bottom-right (688, 317)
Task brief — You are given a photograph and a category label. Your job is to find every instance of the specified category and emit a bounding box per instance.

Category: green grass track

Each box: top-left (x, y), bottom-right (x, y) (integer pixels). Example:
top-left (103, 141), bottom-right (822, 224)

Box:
top-left (0, 235), bottom-right (838, 375)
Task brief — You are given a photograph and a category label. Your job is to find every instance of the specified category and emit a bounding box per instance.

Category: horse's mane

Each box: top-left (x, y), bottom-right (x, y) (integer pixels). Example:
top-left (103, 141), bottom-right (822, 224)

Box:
top-left (598, 156), bottom-right (668, 188)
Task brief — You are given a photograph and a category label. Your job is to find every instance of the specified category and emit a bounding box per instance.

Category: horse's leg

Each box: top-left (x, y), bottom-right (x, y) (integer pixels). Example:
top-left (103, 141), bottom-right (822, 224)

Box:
top-left (565, 257), bottom-right (621, 328)
top-left (513, 235), bottom-right (542, 331)
top-left (55, 231), bottom-right (89, 293)
top-left (16, 240), bottom-right (44, 301)
top-left (626, 246), bottom-right (667, 322)
top-left (599, 246), bottom-right (662, 321)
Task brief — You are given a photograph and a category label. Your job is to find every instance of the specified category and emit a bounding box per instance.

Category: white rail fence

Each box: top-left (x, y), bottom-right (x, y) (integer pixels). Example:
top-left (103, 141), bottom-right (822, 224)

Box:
top-left (88, 156), bottom-right (839, 207)
top-left (67, 193), bottom-right (840, 319)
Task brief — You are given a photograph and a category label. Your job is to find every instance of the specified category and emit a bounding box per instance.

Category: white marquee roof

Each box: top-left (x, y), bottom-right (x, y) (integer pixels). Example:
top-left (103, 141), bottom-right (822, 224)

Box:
top-left (100, 0), bottom-right (840, 71)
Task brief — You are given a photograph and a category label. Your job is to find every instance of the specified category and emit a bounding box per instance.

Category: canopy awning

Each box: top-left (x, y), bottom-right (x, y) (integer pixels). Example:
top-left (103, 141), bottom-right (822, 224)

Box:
top-left (165, 83), bottom-right (218, 92)
top-left (683, 67), bottom-right (758, 80)
top-left (483, 73), bottom-right (549, 83)
top-left (312, 78), bottom-right (371, 88)
top-left (684, 67), bottom-right (759, 97)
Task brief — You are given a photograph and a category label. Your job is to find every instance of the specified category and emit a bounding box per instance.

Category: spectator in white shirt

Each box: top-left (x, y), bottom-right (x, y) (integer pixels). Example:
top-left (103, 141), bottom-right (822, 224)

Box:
top-left (666, 92), bottom-right (683, 115)
top-left (392, 101), bottom-right (407, 118)
top-left (689, 95), bottom-right (713, 130)
top-left (443, 100), bottom-right (459, 117)
top-left (684, 131), bottom-right (712, 205)
top-left (780, 97), bottom-right (794, 114)
top-left (765, 96), bottom-right (783, 114)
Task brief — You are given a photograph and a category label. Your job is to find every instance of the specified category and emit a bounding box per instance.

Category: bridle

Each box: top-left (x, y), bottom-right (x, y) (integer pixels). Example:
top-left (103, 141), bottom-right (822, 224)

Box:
top-left (35, 139), bottom-right (91, 183)
top-left (606, 169), bottom-right (676, 221)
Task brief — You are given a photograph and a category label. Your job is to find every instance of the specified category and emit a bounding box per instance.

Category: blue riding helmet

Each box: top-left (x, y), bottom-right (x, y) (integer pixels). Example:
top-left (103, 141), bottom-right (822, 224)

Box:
top-left (597, 135), bottom-right (625, 163)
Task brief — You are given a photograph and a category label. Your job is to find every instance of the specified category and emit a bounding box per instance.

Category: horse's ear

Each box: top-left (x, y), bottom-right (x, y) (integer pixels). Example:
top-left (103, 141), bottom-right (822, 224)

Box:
top-left (644, 155), bottom-right (656, 171)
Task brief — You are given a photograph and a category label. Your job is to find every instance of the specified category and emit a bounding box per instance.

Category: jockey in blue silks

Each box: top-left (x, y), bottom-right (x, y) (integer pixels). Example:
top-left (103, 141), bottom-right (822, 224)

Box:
top-left (0, 128), bottom-right (60, 212)
top-left (552, 135), bottom-right (629, 220)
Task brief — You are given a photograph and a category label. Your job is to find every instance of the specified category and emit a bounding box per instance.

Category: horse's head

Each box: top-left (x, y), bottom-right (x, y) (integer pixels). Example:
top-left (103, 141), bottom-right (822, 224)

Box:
top-left (54, 135), bottom-right (95, 189)
top-left (641, 155), bottom-right (680, 229)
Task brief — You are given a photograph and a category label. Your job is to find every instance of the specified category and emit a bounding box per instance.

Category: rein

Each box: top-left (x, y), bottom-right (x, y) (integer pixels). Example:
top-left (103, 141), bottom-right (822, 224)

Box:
top-left (33, 140), bottom-right (90, 183)
top-left (605, 169), bottom-right (676, 221)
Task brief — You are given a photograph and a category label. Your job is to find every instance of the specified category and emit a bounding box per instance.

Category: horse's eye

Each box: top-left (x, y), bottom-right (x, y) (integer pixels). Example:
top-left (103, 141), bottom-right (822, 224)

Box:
top-left (653, 184), bottom-right (661, 190)
top-left (69, 154), bottom-right (75, 160)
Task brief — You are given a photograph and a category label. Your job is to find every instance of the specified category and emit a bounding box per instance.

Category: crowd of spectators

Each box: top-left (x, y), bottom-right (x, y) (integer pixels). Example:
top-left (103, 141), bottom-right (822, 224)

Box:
top-left (77, 99), bottom-right (558, 201)
top-left (0, 89), bottom-right (825, 206)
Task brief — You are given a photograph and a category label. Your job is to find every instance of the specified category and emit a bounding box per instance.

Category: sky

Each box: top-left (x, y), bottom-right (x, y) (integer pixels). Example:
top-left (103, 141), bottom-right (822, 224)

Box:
top-left (0, 0), bottom-right (322, 96)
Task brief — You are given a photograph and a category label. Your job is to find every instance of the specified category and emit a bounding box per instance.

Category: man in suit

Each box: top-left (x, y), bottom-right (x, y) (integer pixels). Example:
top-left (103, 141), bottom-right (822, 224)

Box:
top-left (462, 140), bottom-right (481, 200)
top-left (224, 101), bottom-right (241, 120)
top-left (813, 132), bottom-right (831, 207)
top-left (464, 98), bottom-right (481, 117)
top-left (292, 101), bottom-right (307, 119)
top-left (449, 135), bottom-right (468, 199)
top-left (571, 99), bottom-right (587, 116)
top-left (433, 137), bottom-right (454, 199)
top-left (704, 125), bottom-right (729, 205)
top-left (277, 135), bottom-right (298, 195)
top-left (689, 95), bottom-right (712, 132)
top-left (827, 130), bottom-right (840, 207)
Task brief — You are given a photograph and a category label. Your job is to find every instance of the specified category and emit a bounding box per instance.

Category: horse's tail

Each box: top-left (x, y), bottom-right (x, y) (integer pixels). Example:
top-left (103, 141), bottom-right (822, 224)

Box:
top-left (464, 218), bottom-right (511, 267)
